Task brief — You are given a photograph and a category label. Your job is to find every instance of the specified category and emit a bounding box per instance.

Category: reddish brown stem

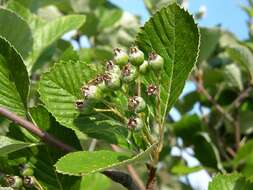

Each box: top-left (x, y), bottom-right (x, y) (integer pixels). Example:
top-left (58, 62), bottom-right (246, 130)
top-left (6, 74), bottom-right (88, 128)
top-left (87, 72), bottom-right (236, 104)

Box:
top-left (0, 107), bottom-right (74, 152)
top-left (146, 164), bottom-right (157, 190)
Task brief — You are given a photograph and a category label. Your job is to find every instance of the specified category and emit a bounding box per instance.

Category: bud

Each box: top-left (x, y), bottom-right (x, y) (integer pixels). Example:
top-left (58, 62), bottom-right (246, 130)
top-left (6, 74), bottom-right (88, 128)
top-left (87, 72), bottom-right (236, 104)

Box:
top-left (4, 175), bottom-right (23, 188)
top-left (146, 84), bottom-right (157, 96)
top-left (121, 63), bottom-right (137, 83)
top-left (129, 46), bottom-right (144, 66)
top-left (81, 85), bottom-right (102, 101)
top-left (103, 73), bottom-right (121, 90)
top-left (127, 117), bottom-right (143, 130)
top-left (106, 60), bottom-right (121, 75)
top-left (128, 96), bottom-right (146, 113)
top-left (148, 52), bottom-right (164, 71)
top-left (114, 48), bottom-right (129, 66)
top-left (139, 60), bottom-right (149, 74)
top-left (23, 176), bottom-right (34, 188)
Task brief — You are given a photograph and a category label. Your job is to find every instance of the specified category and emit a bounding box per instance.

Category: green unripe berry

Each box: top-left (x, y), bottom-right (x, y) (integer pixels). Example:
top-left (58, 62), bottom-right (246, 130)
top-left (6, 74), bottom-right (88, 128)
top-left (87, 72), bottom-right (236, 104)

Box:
top-left (5, 175), bottom-right (23, 188)
top-left (148, 52), bottom-right (164, 71)
top-left (104, 73), bottom-right (121, 90)
top-left (106, 60), bottom-right (121, 75)
top-left (128, 96), bottom-right (146, 113)
top-left (21, 167), bottom-right (34, 176)
top-left (129, 46), bottom-right (144, 66)
top-left (127, 117), bottom-right (144, 131)
top-left (121, 63), bottom-right (137, 83)
top-left (139, 60), bottom-right (149, 74)
top-left (81, 85), bottom-right (102, 101)
top-left (114, 48), bottom-right (129, 66)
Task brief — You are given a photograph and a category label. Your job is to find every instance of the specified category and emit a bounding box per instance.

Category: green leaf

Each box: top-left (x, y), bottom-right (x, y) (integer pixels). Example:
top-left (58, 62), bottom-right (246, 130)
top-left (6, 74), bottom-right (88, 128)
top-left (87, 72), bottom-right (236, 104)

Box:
top-left (0, 136), bottom-right (37, 156)
top-left (198, 27), bottom-right (221, 63)
top-left (80, 173), bottom-right (111, 190)
top-left (136, 3), bottom-right (200, 119)
top-left (208, 173), bottom-right (253, 190)
top-left (0, 37), bottom-right (29, 116)
top-left (55, 144), bottom-right (156, 176)
top-left (38, 61), bottom-right (97, 127)
top-left (26, 15), bottom-right (86, 71)
top-left (7, 0), bottom-right (45, 30)
top-left (171, 164), bottom-right (203, 175)
top-left (173, 114), bottom-right (202, 146)
top-left (226, 44), bottom-right (253, 80)
top-left (223, 63), bottom-right (243, 91)
top-left (233, 140), bottom-right (253, 166)
top-left (239, 111), bottom-right (253, 134)
top-left (193, 133), bottom-right (223, 171)
top-left (0, 8), bottom-right (33, 59)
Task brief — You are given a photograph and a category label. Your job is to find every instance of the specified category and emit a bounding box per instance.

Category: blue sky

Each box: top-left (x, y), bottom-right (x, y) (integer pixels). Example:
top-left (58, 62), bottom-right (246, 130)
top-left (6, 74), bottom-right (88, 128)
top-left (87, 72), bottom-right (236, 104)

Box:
top-left (110, 0), bottom-right (249, 39)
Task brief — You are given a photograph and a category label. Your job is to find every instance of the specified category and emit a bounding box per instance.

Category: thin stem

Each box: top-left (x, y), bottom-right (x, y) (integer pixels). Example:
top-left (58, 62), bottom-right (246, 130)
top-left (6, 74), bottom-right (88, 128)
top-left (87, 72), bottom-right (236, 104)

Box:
top-left (0, 107), bottom-right (75, 152)
top-left (111, 145), bottom-right (146, 190)
top-left (0, 107), bottom-right (141, 190)
top-left (88, 139), bottom-right (97, 151)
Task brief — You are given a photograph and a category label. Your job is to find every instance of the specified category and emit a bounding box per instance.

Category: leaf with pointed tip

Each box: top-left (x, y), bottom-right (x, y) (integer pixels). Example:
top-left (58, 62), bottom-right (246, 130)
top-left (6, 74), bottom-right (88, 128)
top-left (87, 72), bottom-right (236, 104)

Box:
top-left (136, 3), bottom-right (200, 120)
top-left (0, 8), bottom-right (33, 59)
top-left (55, 144), bottom-right (156, 176)
top-left (0, 37), bottom-right (29, 116)
top-left (0, 136), bottom-right (37, 156)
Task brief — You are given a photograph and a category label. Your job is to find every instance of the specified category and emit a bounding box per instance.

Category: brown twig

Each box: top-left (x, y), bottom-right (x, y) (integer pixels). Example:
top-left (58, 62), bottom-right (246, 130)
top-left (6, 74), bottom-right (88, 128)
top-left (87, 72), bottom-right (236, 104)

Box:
top-left (146, 164), bottom-right (157, 190)
top-left (0, 107), bottom-right (141, 190)
top-left (0, 107), bottom-right (74, 152)
top-left (111, 144), bottom-right (146, 190)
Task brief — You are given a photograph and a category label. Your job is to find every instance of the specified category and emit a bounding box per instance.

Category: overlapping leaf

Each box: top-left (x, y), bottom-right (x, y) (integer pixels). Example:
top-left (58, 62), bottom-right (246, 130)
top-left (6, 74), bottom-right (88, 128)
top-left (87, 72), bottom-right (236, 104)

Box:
top-left (136, 3), bottom-right (200, 120)
top-left (0, 37), bottom-right (29, 116)
top-left (55, 144), bottom-right (156, 176)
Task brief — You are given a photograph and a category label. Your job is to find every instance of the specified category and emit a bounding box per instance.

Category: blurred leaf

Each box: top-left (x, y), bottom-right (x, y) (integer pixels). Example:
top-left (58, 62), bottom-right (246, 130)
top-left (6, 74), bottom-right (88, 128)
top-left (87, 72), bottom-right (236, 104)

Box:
top-left (27, 15), bottom-right (86, 72)
top-left (233, 139), bottom-right (253, 166)
top-left (171, 164), bottom-right (203, 175)
top-left (193, 133), bottom-right (223, 170)
top-left (226, 44), bottom-right (253, 80)
top-left (198, 27), bottom-right (221, 63)
top-left (223, 63), bottom-right (243, 91)
top-left (173, 114), bottom-right (202, 146)
top-left (239, 111), bottom-right (253, 134)
top-left (0, 37), bottom-right (29, 116)
top-left (0, 8), bottom-right (33, 58)
top-left (0, 136), bottom-right (37, 156)
top-left (7, 0), bottom-right (45, 30)
top-left (80, 173), bottom-right (111, 190)
top-left (175, 91), bottom-right (200, 113)
top-left (208, 173), bottom-right (253, 190)
top-left (55, 144), bottom-right (156, 176)
top-left (79, 48), bottom-right (112, 63)
top-left (136, 4), bottom-right (200, 118)
top-left (144, 0), bottom-right (177, 14)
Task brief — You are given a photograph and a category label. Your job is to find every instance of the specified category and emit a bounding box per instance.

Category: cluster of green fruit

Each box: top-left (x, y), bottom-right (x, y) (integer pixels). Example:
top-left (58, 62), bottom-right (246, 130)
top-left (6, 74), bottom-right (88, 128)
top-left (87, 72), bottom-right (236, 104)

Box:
top-left (76, 46), bottom-right (164, 130)
top-left (3, 164), bottom-right (34, 189)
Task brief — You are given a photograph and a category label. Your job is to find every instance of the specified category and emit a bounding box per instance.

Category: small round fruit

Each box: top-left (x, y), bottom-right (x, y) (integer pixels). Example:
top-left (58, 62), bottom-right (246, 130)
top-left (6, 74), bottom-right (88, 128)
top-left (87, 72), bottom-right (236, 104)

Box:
top-left (106, 60), bottom-right (121, 75)
top-left (81, 85), bottom-right (102, 101)
top-left (129, 46), bottom-right (144, 66)
top-left (23, 176), bottom-right (34, 188)
top-left (104, 73), bottom-right (121, 90)
top-left (114, 48), bottom-right (129, 66)
top-left (5, 175), bottom-right (23, 188)
top-left (146, 84), bottom-right (157, 96)
top-left (127, 117), bottom-right (144, 131)
top-left (139, 60), bottom-right (149, 74)
top-left (128, 96), bottom-right (146, 113)
top-left (148, 52), bottom-right (164, 71)
top-left (121, 63), bottom-right (137, 83)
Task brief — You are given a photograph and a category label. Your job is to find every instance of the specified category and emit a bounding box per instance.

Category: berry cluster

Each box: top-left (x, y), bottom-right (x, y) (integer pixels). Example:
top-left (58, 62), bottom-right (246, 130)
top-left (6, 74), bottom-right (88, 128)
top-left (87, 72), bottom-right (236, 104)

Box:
top-left (4, 164), bottom-right (34, 189)
top-left (76, 46), bottom-right (164, 131)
